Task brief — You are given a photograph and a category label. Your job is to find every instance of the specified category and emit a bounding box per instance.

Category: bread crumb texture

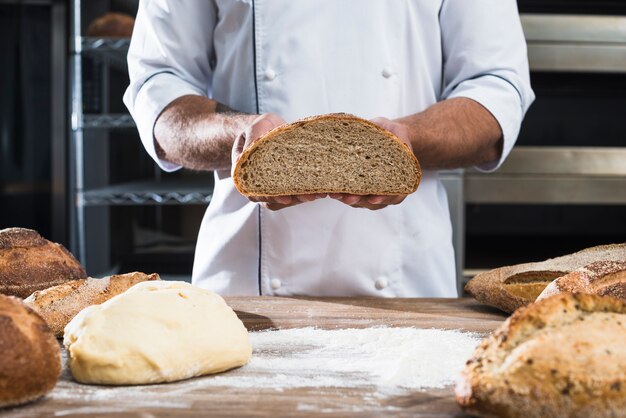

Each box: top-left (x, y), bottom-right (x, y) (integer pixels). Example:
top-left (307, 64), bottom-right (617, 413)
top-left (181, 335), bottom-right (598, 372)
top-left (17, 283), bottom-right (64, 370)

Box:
top-left (234, 114), bottom-right (421, 196)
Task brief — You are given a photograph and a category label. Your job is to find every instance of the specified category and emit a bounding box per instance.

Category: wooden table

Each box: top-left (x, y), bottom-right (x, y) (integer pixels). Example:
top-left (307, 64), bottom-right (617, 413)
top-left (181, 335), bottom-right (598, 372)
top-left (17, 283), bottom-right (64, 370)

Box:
top-left (4, 298), bottom-right (507, 418)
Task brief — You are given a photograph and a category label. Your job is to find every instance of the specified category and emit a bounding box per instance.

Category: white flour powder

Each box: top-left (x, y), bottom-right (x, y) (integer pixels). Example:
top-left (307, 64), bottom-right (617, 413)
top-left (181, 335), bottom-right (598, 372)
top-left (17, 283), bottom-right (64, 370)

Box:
top-left (201, 327), bottom-right (480, 391)
top-left (29, 327), bottom-right (480, 417)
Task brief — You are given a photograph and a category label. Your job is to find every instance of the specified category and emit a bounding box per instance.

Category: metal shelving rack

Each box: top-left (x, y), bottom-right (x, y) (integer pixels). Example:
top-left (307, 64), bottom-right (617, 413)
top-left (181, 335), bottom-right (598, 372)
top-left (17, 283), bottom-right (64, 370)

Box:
top-left (69, 0), bottom-right (212, 272)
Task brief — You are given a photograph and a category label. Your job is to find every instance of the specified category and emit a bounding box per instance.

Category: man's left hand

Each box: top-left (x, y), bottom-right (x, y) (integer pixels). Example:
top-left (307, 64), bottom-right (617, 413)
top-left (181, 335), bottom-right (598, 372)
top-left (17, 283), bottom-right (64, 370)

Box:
top-left (329, 117), bottom-right (414, 210)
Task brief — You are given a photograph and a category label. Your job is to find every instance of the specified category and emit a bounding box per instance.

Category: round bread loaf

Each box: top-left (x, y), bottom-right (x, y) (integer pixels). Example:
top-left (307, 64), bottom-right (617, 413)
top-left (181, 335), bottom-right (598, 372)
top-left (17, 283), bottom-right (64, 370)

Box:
top-left (457, 293), bottom-right (626, 418)
top-left (0, 295), bottom-right (61, 408)
top-left (0, 228), bottom-right (87, 299)
top-left (86, 12), bottom-right (134, 37)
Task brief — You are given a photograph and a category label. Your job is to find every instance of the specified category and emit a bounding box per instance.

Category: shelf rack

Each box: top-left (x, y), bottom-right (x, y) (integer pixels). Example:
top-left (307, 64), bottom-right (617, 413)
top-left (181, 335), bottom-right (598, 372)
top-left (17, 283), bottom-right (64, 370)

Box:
top-left (69, 1), bottom-right (212, 272)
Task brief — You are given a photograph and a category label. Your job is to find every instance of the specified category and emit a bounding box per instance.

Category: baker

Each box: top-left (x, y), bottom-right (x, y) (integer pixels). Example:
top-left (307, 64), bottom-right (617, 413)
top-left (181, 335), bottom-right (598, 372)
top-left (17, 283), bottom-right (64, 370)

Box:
top-left (124, 1), bottom-right (534, 297)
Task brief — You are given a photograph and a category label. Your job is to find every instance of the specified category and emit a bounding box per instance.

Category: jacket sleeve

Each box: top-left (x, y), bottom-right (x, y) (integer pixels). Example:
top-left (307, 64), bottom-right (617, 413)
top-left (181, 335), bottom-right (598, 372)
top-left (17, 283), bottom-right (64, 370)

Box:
top-left (123, 0), bottom-right (217, 171)
top-left (439, 0), bottom-right (535, 171)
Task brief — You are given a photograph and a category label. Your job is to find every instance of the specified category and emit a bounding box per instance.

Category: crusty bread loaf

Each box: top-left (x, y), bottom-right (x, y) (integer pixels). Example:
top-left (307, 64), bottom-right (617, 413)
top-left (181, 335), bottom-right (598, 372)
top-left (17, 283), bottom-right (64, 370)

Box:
top-left (456, 293), bottom-right (626, 418)
top-left (24, 272), bottom-right (160, 337)
top-left (464, 243), bottom-right (626, 313)
top-left (86, 12), bottom-right (134, 37)
top-left (537, 261), bottom-right (626, 302)
top-left (0, 295), bottom-right (61, 408)
top-left (233, 113), bottom-right (421, 197)
top-left (0, 228), bottom-right (87, 299)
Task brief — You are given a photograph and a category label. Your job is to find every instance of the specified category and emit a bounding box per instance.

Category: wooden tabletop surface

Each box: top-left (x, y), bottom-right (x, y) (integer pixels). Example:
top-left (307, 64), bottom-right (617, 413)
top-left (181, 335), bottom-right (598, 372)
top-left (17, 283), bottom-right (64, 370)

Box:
top-left (3, 297), bottom-right (507, 418)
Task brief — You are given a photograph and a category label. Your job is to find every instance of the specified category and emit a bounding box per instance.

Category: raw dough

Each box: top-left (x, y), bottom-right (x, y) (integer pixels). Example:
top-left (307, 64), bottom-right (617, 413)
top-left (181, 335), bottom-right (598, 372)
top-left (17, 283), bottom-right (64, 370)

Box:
top-left (63, 281), bottom-right (252, 385)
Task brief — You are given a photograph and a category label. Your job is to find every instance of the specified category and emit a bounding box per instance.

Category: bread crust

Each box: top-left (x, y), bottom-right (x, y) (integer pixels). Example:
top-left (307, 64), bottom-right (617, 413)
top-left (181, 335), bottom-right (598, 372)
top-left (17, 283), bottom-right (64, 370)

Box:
top-left (24, 272), bottom-right (160, 337)
top-left (465, 243), bottom-right (626, 313)
top-left (233, 113), bottom-right (422, 197)
top-left (0, 228), bottom-right (87, 299)
top-left (0, 295), bottom-right (61, 408)
top-left (456, 293), bottom-right (626, 418)
top-left (86, 12), bottom-right (134, 37)
top-left (537, 261), bottom-right (626, 301)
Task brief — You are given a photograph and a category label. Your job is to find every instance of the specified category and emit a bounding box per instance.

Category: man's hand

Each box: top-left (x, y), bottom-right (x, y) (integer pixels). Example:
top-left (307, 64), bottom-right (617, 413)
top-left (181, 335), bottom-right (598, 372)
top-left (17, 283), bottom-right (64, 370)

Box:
top-left (329, 117), bottom-right (413, 211)
top-left (231, 113), bottom-right (328, 211)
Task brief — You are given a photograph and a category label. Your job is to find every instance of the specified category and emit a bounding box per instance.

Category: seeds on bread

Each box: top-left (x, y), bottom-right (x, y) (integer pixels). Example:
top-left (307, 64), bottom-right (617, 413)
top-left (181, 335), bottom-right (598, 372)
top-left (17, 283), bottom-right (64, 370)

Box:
top-left (456, 293), bottom-right (626, 418)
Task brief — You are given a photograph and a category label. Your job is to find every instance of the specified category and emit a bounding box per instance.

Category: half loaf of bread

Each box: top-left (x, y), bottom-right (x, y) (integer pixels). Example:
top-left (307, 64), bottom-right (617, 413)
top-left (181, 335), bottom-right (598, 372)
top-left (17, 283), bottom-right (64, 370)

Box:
top-left (456, 293), bottom-right (626, 418)
top-left (537, 260), bottom-right (626, 302)
top-left (464, 243), bottom-right (626, 313)
top-left (24, 272), bottom-right (160, 337)
top-left (0, 295), bottom-right (61, 408)
top-left (0, 228), bottom-right (87, 299)
top-left (233, 113), bottom-right (421, 196)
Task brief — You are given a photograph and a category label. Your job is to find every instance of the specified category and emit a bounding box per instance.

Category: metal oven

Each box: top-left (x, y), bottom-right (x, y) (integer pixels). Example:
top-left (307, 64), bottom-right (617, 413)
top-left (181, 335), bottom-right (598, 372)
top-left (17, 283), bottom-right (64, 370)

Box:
top-left (449, 3), bottom-right (626, 292)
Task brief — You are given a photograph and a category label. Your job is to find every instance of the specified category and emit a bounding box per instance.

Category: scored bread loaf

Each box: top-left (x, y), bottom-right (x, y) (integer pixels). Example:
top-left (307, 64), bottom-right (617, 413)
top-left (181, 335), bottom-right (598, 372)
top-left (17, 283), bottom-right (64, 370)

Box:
top-left (233, 113), bottom-right (421, 197)
top-left (24, 272), bottom-right (160, 337)
top-left (464, 243), bottom-right (626, 313)
top-left (0, 228), bottom-right (87, 299)
top-left (456, 293), bottom-right (626, 418)
top-left (0, 295), bottom-right (61, 408)
top-left (537, 261), bottom-right (626, 302)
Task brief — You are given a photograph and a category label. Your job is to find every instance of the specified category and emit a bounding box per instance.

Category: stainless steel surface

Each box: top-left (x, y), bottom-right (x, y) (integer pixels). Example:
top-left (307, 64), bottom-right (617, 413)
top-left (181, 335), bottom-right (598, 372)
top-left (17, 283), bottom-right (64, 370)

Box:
top-left (522, 14), bottom-right (626, 72)
top-left (440, 169), bottom-right (465, 295)
top-left (473, 147), bottom-right (626, 176)
top-left (81, 114), bottom-right (136, 129)
top-left (80, 181), bottom-right (213, 206)
top-left (466, 147), bottom-right (626, 205)
top-left (522, 14), bottom-right (626, 43)
top-left (465, 175), bottom-right (626, 204)
top-left (69, 0), bottom-right (84, 265)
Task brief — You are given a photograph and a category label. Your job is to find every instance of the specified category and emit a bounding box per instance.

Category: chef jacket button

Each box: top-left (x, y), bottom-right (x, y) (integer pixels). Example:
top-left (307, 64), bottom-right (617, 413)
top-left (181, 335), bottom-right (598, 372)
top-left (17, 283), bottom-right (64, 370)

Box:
top-left (375, 277), bottom-right (388, 290)
top-left (264, 68), bottom-right (277, 81)
top-left (270, 278), bottom-right (282, 290)
top-left (382, 67), bottom-right (394, 78)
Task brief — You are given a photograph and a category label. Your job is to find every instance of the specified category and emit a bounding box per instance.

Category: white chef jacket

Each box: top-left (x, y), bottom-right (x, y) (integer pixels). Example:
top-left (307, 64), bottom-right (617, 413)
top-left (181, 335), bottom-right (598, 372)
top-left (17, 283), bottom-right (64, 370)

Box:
top-left (124, 0), bottom-right (534, 297)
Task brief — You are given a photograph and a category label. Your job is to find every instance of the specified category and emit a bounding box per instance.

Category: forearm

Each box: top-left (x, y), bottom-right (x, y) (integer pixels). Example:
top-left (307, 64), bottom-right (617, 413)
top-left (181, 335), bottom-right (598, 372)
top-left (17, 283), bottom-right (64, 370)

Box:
top-left (397, 97), bottom-right (503, 170)
top-left (153, 95), bottom-right (257, 171)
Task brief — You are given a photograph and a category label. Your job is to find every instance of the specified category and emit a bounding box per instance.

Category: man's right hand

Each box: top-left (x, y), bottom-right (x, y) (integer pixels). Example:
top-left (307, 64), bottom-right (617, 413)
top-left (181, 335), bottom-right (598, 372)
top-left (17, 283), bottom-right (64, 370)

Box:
top-left (231, 113), bottom-right (328, 211)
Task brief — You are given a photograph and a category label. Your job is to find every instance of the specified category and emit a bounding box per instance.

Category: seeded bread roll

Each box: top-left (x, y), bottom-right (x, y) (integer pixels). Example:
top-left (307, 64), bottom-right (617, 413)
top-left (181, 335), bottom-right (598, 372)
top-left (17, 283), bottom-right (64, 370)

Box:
top-left (537, 261), bottom-right (626, 302)
top-left (464, 243), bottom-right (626, 313)
top-left (456, 293), bottom-right (626, 418)
top-left (0, 295), bottom-right (61, 408)
top-left (0, 228), bottom-right (87, 299)
top-left (24, 272), bottom-right (160, 337)
top-left (233, 113), bottom-right (421, 197)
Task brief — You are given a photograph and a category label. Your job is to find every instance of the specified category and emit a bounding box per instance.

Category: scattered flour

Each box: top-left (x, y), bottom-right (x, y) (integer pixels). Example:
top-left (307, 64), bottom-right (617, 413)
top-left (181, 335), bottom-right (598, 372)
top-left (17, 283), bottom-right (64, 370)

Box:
top-left (36, 326), bottom-right (479, 418)
top-left (200, 327), bottom-right (480, 391)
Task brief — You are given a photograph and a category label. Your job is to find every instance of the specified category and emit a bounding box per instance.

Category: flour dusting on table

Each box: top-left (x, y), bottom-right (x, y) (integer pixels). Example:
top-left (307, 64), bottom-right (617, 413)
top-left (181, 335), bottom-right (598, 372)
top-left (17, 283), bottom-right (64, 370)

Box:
top-left (201, 327), bottom-right (480, 391)
top-left (37, 326), bottom-right (479, 418)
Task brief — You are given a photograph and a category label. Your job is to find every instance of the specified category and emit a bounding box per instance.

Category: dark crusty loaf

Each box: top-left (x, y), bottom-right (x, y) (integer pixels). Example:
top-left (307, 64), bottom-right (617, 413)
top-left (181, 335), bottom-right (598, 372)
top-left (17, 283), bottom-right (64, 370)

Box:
top-left (0, 228), bottom-right (87, 299)
top-left (537, 261), bottom-right (626, 302)
top-left (24, 272), bottom-right (160, 337)
top-left (456, 293), bottom-right (626, 418)
top-left (233, 113), bottom-right (421, 197)
top-left (0, 294), bottom-right (61, 408)
top-left (464, 243), bottom-right (626, 313)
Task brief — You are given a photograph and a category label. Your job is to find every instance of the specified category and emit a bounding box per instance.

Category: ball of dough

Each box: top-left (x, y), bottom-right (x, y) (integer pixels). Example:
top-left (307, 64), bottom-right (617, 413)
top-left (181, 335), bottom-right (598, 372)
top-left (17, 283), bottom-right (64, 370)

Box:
top-left (63, 281), bottom-right (252, 385)
top-left (0, 295), bottom-right (61, 407)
